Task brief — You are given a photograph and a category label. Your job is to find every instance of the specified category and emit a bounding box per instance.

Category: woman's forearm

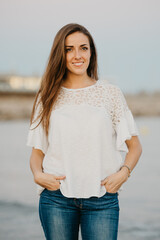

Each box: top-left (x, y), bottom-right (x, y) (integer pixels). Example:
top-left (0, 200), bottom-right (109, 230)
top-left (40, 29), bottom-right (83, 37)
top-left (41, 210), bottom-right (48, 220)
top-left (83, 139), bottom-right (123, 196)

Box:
top-left (30, 148), bottom-right (45, 180)
top-left (121, 136), bottom-right (142, 175)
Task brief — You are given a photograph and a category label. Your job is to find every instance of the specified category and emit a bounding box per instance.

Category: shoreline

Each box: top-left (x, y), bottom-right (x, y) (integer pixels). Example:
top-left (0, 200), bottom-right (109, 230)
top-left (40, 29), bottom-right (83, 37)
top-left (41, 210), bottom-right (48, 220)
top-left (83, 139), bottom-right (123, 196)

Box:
top-left (0, 92), bottom-right (160, 120)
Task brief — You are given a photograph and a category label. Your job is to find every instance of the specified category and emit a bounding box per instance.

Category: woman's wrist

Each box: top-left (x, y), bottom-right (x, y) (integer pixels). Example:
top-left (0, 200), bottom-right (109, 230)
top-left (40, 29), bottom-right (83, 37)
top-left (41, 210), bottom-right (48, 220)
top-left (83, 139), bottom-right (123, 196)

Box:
top-left (119, 167), bottom-right (129, 182)
top-left (34, 171), bottom-right (44, 184)
top-left (120, 165), bottom-right (131, 177)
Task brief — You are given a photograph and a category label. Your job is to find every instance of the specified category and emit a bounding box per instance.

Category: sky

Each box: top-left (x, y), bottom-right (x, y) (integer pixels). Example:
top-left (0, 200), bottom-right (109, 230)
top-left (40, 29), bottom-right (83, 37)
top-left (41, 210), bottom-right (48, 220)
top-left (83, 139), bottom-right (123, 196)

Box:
top-left (0, 0), bottom-right (160, 93)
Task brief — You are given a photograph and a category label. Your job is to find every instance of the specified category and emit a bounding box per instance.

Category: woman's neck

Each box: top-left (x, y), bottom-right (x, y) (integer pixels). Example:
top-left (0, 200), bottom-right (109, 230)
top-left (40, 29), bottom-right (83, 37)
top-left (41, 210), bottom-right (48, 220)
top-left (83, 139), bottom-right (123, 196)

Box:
top-left (62, 73), bottom-right (96, 88)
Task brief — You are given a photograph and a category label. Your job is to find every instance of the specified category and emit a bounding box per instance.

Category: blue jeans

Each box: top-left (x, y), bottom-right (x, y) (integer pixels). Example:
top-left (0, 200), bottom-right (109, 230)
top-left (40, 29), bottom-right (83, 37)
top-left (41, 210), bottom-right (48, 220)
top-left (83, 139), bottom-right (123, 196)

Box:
top-left (39, 189), bottom-right (120, 240)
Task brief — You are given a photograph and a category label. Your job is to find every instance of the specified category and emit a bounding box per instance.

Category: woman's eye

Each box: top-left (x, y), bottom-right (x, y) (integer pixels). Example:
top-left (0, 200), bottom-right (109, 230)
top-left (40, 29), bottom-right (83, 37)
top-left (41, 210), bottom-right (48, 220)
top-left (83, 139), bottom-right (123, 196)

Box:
top-left (82, 47), bottom-right (88, 51)
top-left (65, 48), bottom-right (72, 52)
top-left (65, 47), bottom-right (88, 52)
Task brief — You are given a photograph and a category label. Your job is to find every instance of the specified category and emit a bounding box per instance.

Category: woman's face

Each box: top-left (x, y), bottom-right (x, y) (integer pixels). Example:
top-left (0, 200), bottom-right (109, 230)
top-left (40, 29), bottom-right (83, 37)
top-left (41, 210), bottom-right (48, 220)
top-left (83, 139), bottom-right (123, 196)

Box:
top-left (65, 32), bottom-right (91, 77)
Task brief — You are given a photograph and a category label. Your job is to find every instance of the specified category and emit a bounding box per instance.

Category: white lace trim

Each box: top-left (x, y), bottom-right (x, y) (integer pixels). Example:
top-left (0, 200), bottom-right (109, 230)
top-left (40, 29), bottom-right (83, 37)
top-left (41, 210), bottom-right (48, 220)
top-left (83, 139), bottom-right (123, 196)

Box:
top-left (53, 79), bottom-right (129, 131)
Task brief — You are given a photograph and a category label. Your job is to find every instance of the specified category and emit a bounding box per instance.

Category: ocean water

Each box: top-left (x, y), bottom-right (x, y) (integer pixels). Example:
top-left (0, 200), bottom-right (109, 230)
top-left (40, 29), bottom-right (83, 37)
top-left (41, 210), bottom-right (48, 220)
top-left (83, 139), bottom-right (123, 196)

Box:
top-left (0, 117), bottom-right (160, 240)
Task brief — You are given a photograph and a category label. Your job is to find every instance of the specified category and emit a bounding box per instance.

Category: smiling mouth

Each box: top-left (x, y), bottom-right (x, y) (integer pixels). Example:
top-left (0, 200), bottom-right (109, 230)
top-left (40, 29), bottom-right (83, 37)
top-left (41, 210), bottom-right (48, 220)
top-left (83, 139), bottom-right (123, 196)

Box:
top-left (72, 62), bottom-right (84, 67)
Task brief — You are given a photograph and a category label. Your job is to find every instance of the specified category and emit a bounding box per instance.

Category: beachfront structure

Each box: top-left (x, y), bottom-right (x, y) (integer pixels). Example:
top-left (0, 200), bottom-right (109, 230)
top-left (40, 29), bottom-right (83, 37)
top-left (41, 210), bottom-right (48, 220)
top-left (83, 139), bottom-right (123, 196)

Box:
top-left (0, 75), bottom-right (41, 92)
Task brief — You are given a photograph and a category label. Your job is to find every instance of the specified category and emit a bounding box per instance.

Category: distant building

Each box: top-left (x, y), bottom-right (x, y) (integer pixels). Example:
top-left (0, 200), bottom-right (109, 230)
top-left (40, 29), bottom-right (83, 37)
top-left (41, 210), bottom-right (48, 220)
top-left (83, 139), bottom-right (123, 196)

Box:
top-left (0, 74), bottom-right (41, 92)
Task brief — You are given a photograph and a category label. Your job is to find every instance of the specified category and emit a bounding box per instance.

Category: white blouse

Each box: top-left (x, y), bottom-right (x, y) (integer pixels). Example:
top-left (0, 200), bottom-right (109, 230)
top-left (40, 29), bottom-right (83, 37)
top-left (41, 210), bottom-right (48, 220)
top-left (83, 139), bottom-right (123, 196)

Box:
top-left (26, 79), bottom-right (139, 198)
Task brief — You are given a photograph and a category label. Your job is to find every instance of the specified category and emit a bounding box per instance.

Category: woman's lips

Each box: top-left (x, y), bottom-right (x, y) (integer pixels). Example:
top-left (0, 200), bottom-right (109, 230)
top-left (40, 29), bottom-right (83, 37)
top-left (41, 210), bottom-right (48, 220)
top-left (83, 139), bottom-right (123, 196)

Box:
top-left (72, 62), bottom-right (84, 67)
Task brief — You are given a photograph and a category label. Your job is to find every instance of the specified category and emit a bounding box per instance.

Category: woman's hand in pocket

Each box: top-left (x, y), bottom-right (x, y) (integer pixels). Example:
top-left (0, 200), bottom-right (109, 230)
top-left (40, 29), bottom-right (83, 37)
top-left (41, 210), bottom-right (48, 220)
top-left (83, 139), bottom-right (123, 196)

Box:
top-left (101, 168), bottom-right (129, 193)
top-left (34, 172), bottom-right (66, 191)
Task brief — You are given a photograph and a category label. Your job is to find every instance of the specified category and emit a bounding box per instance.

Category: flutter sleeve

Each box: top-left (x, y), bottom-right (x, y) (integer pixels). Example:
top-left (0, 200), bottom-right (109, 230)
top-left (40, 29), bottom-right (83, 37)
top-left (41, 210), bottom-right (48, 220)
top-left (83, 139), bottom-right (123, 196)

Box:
top-left (26, 99), bottom-right (49, 154)
top-left (112, 85), bottom-right (139, 152)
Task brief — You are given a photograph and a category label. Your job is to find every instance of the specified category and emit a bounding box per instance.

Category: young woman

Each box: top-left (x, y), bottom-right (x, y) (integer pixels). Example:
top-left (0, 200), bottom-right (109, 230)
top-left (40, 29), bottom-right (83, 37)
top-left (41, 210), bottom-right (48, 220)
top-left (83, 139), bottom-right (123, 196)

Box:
top-left (27, 23), bottom-right (142, 240)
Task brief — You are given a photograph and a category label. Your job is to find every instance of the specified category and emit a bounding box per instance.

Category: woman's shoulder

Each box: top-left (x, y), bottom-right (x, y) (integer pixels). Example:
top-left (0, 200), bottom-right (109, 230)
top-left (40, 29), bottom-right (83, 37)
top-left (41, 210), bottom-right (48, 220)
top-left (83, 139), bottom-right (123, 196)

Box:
top-left (98, 79), bottom-right (122, 94)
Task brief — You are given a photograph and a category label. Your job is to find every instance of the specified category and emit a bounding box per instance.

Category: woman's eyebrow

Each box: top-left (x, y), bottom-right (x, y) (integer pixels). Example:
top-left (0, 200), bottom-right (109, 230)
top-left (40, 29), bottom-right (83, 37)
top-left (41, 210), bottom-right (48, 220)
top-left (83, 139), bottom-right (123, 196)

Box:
top-left (65, 44), bottom-right (88, 47)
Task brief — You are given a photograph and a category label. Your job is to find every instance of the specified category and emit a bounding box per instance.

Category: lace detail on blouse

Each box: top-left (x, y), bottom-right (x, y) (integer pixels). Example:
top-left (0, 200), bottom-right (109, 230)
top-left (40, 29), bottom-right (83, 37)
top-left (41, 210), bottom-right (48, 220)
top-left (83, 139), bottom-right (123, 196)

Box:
top-left (52, 80), bottom-right (129, 131)
top-left (107, 83), bottom-right (130, 130)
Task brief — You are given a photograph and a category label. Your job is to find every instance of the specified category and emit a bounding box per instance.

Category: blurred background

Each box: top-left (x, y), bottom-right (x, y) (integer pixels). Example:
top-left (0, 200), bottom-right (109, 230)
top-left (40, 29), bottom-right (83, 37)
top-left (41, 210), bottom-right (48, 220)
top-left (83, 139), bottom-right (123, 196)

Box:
top-left (0, 0), bottom-right (160, 239)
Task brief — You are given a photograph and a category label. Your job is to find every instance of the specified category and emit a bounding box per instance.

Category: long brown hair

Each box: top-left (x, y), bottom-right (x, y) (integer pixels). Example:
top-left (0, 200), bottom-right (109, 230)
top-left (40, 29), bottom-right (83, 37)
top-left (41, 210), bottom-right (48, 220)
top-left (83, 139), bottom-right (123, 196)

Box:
top-left (30, 23), bottom-right (99, 137)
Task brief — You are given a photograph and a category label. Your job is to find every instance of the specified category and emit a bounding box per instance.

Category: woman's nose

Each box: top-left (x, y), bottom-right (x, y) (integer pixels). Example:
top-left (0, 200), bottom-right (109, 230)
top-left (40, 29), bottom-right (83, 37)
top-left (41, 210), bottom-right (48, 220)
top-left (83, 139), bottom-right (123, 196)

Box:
top-left (74, 50), bottom-right (81, 59)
